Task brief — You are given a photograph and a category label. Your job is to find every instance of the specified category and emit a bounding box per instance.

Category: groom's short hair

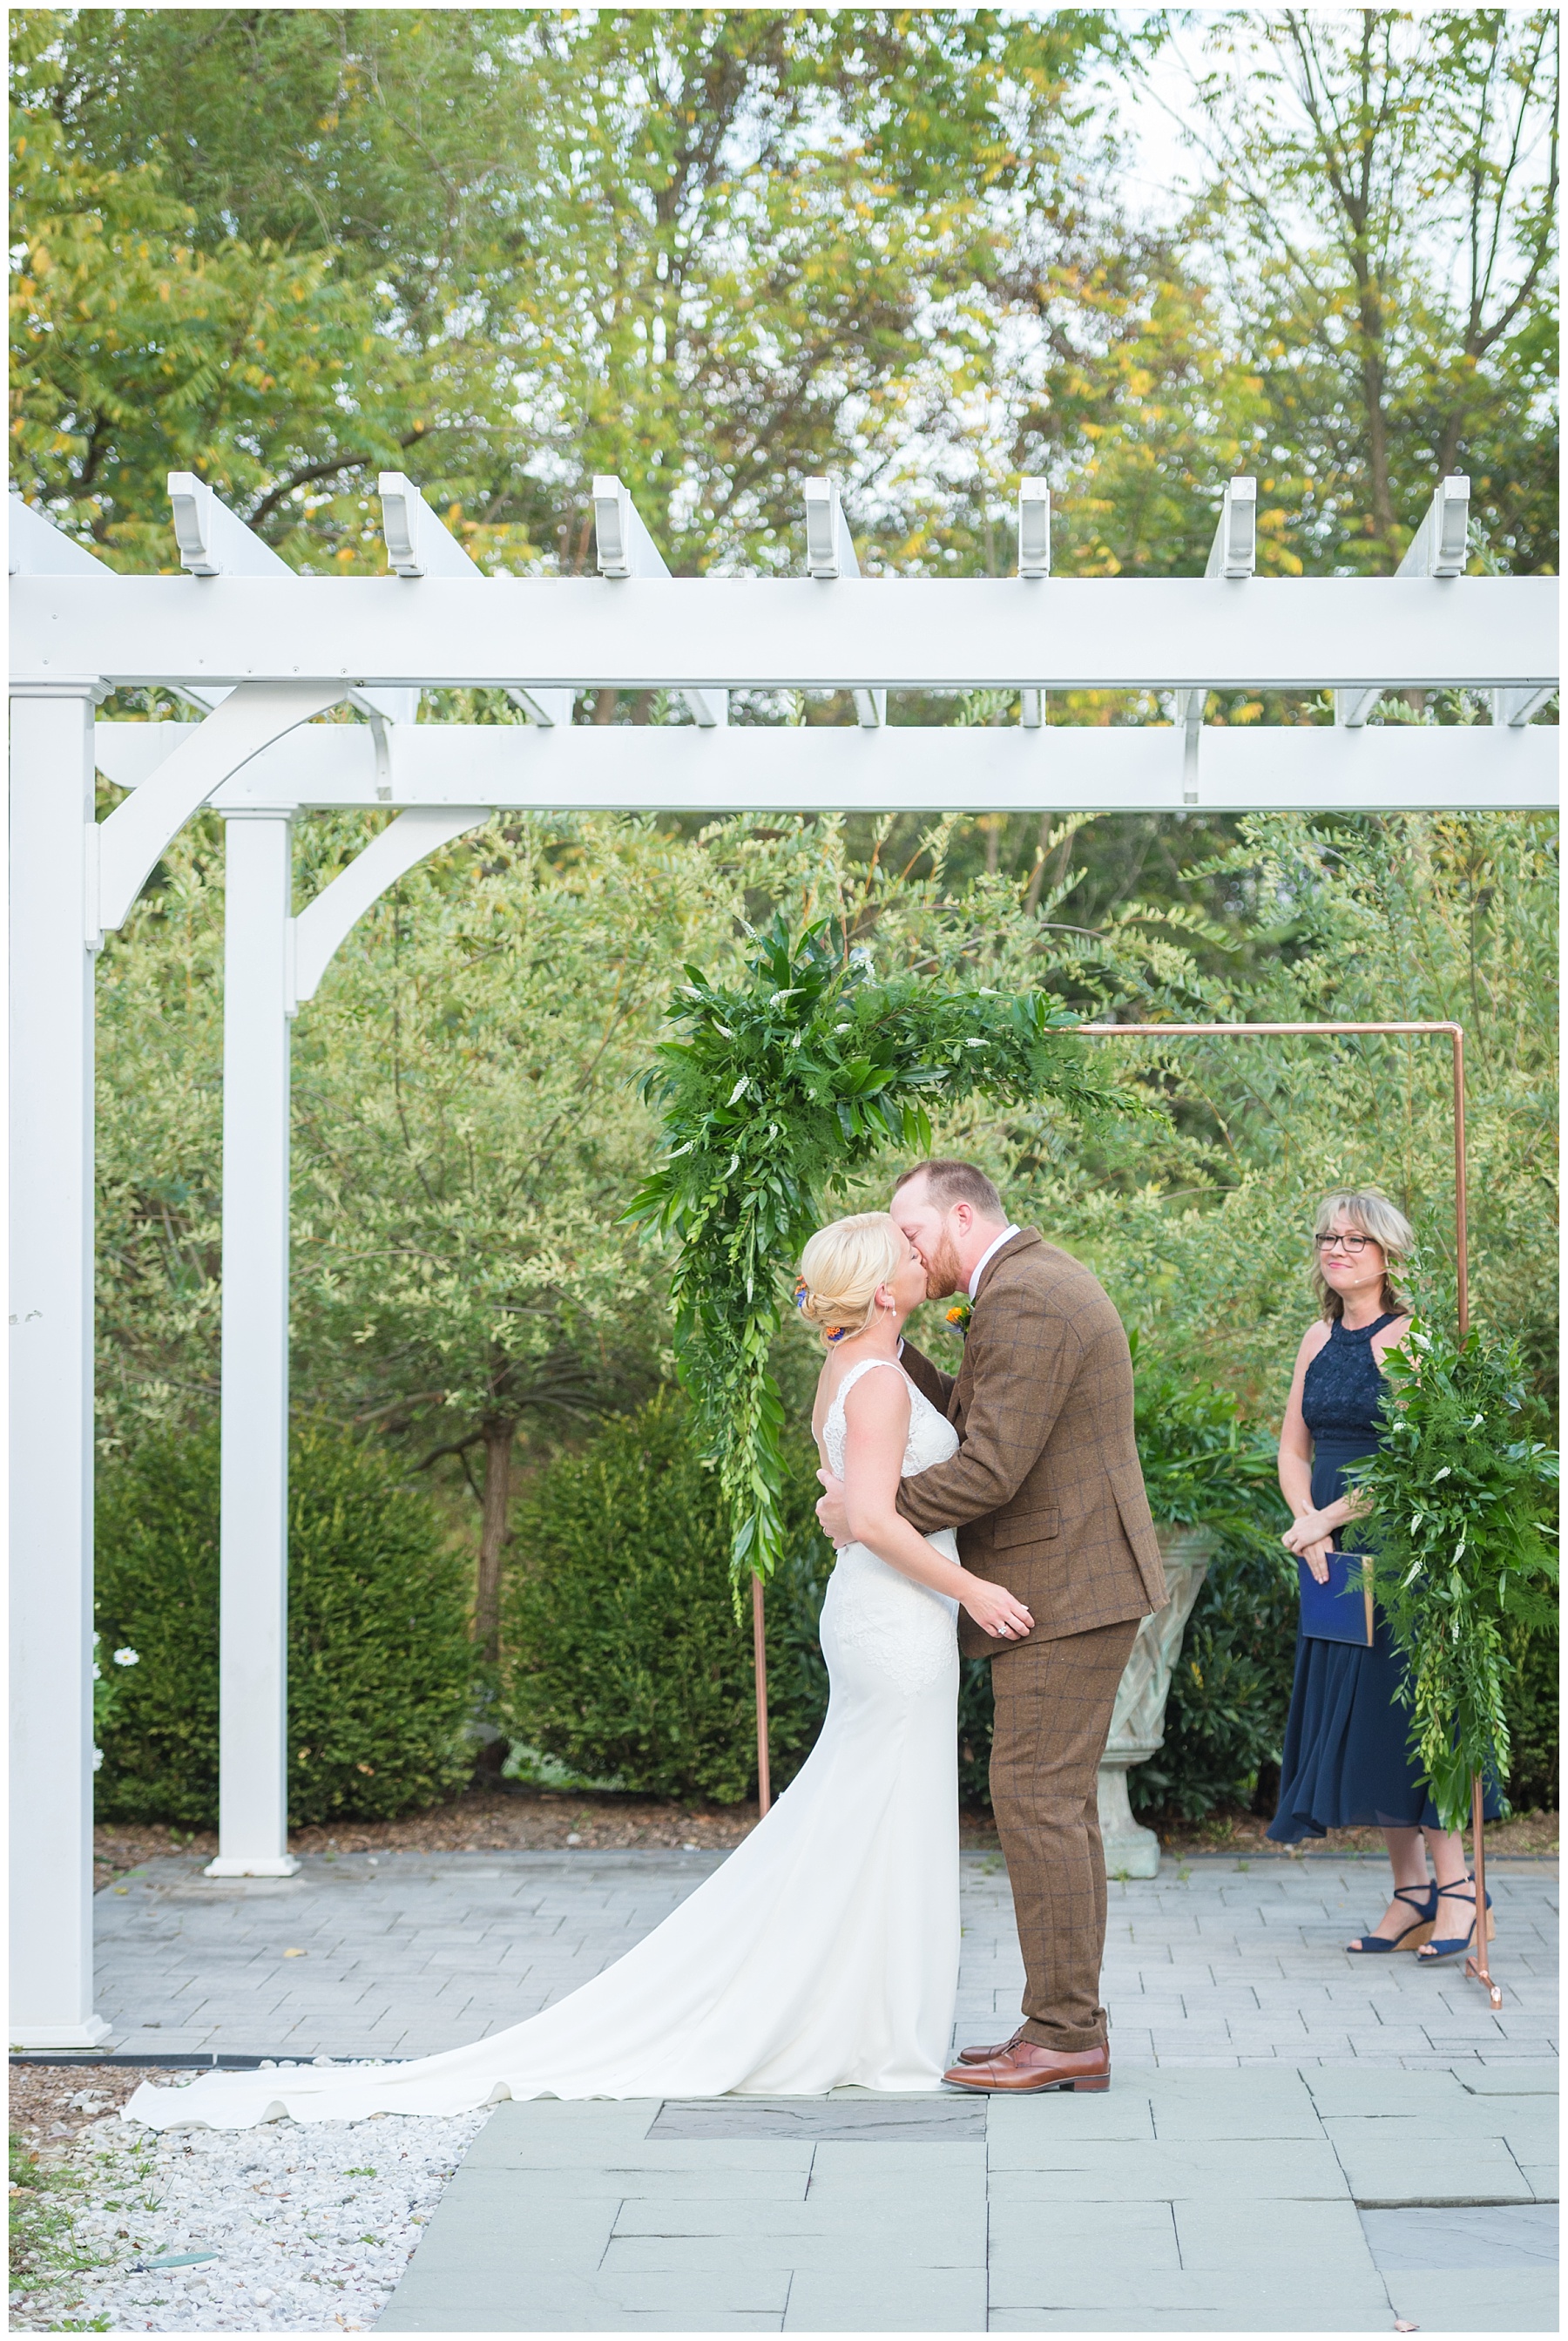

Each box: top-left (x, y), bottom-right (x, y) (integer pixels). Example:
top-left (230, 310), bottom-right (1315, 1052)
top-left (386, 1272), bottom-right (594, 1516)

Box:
top-left (893, 1159), bottom-right (1005, 1219)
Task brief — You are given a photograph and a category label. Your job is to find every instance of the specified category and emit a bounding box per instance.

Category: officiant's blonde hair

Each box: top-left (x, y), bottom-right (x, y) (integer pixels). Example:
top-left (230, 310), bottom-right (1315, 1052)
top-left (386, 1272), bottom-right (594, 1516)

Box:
top-left (796, 1213), bottom-right (905, 1348)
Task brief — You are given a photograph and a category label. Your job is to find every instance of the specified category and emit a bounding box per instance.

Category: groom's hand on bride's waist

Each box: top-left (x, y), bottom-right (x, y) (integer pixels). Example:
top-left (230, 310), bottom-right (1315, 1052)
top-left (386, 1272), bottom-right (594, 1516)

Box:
top-left (815, 1470), bottom-right (850, 1547)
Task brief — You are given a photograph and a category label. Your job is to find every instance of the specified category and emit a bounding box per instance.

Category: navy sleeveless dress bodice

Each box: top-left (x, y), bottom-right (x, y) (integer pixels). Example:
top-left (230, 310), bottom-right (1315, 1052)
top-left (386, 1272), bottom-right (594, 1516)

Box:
top-left (1267, 1311), bottom-right (1501, 1842)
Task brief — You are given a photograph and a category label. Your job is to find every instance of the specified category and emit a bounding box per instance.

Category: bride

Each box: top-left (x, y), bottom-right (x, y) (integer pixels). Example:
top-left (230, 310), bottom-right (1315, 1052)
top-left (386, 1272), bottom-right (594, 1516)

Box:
top-left (125, 1213), bottom-right (1032, 2130)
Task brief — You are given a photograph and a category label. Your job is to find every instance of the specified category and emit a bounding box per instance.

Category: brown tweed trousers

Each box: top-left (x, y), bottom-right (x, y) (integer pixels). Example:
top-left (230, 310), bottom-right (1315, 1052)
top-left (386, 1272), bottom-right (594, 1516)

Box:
top-left (896, 1228), bottom-right (1166, 2053)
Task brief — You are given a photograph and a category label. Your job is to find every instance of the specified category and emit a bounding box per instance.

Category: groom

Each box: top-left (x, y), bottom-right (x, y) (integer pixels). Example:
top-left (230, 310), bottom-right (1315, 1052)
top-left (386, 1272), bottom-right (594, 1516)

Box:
top-left (816, 1159), bottom-right (1165, 2093)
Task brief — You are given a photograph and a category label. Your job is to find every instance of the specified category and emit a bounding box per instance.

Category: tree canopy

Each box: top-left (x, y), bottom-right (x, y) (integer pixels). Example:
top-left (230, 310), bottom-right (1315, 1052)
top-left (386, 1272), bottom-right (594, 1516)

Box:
top-left (16, 7), bottom-right (1553, 584)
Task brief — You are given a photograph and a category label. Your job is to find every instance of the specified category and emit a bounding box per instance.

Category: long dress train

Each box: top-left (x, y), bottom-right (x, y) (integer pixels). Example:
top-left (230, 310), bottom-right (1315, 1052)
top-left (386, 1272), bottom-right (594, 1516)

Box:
top-left (124, 1358), bottom-right (962, 2128)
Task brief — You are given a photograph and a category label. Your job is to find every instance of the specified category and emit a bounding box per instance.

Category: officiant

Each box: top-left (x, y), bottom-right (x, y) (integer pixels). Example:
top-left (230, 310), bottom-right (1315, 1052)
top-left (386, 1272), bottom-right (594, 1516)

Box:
top-left (1267, 1188), bottom-right (1500, 1965)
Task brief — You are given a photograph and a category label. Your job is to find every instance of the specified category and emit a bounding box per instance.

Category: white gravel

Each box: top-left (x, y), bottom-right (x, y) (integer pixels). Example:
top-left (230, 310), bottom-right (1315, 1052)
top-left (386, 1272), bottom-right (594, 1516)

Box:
top-left (13, 2073), bottom-right (486, 2331)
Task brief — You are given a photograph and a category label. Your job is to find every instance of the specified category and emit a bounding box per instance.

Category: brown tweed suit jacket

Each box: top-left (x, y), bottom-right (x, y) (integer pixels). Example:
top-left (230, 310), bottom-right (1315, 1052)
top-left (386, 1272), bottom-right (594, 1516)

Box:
top-left (896, 1228), bottom-right (1165, 1656)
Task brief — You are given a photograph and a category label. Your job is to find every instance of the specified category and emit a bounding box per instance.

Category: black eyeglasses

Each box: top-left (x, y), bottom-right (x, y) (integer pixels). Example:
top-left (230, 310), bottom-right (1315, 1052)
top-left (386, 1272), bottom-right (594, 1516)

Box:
top-left (1315, 1231), bottom-right (1374, 1255)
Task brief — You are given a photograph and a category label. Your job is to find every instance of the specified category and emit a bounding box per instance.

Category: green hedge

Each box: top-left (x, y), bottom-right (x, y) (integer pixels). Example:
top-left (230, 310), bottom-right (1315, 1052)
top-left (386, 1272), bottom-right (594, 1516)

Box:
top-left (501, 1392), bottom-right (1557, 1821)
top-left (95, 1420), bottom-right (477, 1825)
top-left (498, 1390), bottom-right (833, 1803)
top-left (1500, 1618), bottom-right (1559, 1813)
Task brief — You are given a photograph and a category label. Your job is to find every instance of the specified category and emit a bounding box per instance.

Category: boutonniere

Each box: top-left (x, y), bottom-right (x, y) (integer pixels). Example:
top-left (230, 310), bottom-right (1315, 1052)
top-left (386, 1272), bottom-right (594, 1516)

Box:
top-left (946, 1300), bottom-right (972, 1336)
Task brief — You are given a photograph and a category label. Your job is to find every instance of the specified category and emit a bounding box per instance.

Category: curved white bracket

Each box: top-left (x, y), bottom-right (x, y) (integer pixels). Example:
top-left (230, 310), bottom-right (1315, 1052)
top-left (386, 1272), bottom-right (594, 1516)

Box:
top-left (289, 804), bottom-right (490, 1012)
top-left (96, 681), bottom-right (346, 934)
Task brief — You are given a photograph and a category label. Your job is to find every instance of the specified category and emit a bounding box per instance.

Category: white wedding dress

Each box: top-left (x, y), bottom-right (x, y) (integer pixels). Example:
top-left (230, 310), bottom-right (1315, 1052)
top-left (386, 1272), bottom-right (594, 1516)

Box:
top-left (124, 1358), bottom-right (962, 2130)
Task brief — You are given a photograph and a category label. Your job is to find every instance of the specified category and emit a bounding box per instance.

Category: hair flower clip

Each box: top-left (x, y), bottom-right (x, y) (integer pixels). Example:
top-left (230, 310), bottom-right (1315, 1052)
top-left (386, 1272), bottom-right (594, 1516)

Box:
top-left (824, 1324), bottom-right (848, 1343)
top-left (793, 1277), bottom-right (810, 1314)
top-left (946, 1300), bottom-right (972, 1336)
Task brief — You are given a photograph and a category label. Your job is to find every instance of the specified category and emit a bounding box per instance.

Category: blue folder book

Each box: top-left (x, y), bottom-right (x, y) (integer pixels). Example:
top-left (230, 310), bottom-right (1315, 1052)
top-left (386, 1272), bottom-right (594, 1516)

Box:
top-left (1297, 1551), bottom-right (1374, 1646)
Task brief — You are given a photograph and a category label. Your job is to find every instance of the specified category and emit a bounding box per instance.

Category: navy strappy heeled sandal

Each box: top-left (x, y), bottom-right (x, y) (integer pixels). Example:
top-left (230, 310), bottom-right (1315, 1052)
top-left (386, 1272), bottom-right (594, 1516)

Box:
top-left (1416, 1874), bottom-right (1495, 1963)
top-left (1346, 1881), bottom-right (1438, 1954)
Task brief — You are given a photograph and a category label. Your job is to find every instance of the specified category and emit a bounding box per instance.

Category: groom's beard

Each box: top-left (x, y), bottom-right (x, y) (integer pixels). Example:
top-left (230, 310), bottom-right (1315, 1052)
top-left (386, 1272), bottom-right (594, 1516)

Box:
top-left (923, 1233), bottom-right (965, 1300)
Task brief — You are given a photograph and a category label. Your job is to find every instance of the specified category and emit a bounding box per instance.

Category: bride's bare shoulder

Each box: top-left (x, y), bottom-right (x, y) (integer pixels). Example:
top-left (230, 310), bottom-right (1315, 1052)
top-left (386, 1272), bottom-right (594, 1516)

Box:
top-left (811, 1351), bottom-right (908, 1442)
top-left (839, 1357), bottom-right (911, 1424)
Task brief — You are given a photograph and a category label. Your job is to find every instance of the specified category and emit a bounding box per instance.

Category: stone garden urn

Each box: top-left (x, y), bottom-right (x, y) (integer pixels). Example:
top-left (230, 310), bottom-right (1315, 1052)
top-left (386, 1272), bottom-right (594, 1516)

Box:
top-left (1096, 1527), bottom-right (1215, 1879)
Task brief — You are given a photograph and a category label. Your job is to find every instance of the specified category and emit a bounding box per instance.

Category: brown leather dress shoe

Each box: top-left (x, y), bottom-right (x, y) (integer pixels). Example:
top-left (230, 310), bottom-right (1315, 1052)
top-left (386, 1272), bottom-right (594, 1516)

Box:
top-left (943, 2039), bottom-right (1111, 2094)
top-left (956, 2025), bottom-right (1027, 2064)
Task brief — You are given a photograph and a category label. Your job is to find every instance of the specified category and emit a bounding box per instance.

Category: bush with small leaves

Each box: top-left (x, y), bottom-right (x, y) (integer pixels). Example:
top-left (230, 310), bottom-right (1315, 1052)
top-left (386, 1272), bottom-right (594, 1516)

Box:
top-left (94, 1419), bottom-right (477, 1824)
top-left (499, 1390), bottom-right (835, 1804)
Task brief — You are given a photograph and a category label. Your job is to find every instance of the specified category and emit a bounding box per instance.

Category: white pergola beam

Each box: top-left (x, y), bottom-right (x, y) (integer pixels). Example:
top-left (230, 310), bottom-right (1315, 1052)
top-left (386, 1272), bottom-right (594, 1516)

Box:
top-left (24, 571), bottom-right (1552, 694)
top-left (379, 472), bottom-right (568, 727)
top-left (802, 478), bottom-right (885, 728)
top-left (1205, 477), bottom-right (1258, 580)
top-left (168, 474), bottom-right (415, 731)
top-left (1338, 476), bottom-right (1471, 727)
top-left (1403, 472), bottom-right (1472, 580)
top-left (169, 471), bottom-right (291, 580)
top-left (1016, 477), bottom-right (1050, 730)
top-left (1177, 478), bottom-right (1258, 796)
top-left (9, 496), bottom-right (116, 577)
top-left (592, 476), bottom-right (727, 730)
top-left (93, 714), bottom-right (1557, 814)
top-left (1017, 479), bottom-right (1051, 581)
top-left (379, 470), bottom-right (472, 581)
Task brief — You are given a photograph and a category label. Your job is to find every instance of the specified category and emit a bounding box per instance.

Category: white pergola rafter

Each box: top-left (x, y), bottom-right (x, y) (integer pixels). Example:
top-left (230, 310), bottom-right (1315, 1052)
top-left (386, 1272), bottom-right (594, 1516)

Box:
top-left (7, 468), bottom-right (1558, 2047)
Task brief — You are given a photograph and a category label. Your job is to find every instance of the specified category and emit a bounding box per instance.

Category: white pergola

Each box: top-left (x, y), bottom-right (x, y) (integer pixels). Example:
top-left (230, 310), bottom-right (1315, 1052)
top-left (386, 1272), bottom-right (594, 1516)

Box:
top-left (9, 466), bottom-right (1558, 2047)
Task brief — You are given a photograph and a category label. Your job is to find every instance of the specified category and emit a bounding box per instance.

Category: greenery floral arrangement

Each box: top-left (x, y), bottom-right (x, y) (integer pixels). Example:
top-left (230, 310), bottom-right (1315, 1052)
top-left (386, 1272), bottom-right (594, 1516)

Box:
top-left (1348, 1314), bottom-right (1558, 1830)
top-left (627, 917), bottom-right (1130, 1597)
top-left (1129, 1336), bottom-right (1286, 1537)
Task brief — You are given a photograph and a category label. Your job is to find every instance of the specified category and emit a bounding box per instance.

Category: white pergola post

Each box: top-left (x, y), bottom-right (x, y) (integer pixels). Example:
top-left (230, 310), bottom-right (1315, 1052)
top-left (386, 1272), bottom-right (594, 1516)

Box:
top-left (9, 680), bottom-right (111, 2046)
top-left (206, 795), bottom-right (491, 1877)
top-left (206, 809), bottom-right (298, 1878)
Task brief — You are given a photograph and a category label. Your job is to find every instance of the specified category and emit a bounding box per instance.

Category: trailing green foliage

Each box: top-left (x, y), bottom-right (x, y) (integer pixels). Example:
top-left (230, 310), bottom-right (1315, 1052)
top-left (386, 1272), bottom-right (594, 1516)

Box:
top-left (1348, 1316), bottom-right (1558, 1830)
top-left (497, 1390), bottom-right (834, 1803)
top-left (627, 916), bottom-right (1129, 1592)
top-left (94, 1421), bottom-right (477, 1825)
top-left (1131, 1335), bottom-right (1284, 1533)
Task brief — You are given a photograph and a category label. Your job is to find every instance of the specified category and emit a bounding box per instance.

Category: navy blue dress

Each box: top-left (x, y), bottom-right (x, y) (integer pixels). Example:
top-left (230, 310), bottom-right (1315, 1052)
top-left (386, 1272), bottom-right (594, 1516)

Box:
top-left (1267, 1310), bottom-right (1501, 1843)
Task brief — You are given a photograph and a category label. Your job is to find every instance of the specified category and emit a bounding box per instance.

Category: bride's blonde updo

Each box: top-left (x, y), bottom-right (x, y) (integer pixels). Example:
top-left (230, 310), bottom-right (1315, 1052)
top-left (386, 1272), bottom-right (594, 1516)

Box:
top-left (794, 1212), bottom-right (905, 1348)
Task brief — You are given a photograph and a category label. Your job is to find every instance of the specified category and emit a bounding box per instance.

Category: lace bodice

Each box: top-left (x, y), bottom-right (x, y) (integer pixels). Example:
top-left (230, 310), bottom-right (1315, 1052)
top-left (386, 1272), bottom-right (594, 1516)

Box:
top-left (821, 1357), bottom-right (959, 1481)
top-left (1302, 1311), bottom-right (1401, 1449)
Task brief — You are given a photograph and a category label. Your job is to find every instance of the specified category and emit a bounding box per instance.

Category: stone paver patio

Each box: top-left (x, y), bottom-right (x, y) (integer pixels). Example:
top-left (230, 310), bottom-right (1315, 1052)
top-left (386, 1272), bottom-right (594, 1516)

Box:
top-left (96, 1848), bottom-right (1557, 2069)
top-left (374, 2070), bottom-right (1557, 2333)
top-left (87, 1849), bottom-right (1557, 2330)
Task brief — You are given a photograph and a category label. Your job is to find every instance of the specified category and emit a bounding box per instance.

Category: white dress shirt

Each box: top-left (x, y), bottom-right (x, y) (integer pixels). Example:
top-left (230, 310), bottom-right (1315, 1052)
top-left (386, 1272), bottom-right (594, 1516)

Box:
top-left (969, 1223), bottom-right (1022, 1301)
